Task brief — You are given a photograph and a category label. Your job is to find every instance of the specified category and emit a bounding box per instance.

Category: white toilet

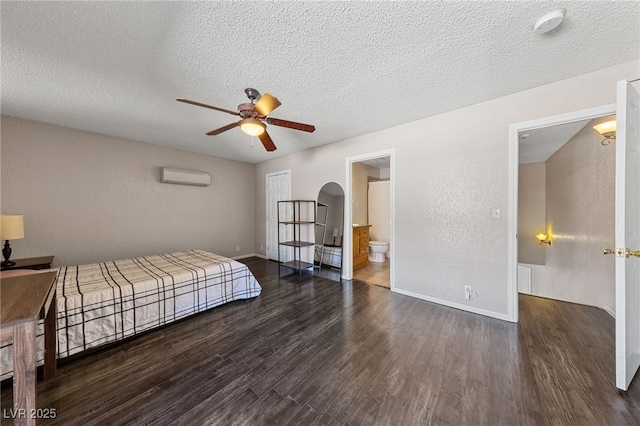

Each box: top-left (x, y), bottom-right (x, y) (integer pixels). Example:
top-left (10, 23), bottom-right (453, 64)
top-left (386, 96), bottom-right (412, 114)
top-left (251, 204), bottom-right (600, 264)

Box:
top-left (369, 241), bottom-right (389, 262)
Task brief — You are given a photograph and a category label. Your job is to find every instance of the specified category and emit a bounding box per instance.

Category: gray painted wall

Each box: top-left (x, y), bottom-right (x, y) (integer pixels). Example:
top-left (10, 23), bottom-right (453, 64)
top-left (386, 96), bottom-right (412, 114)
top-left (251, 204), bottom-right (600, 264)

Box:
top-left (1, 116), bottom-right (256, 267)
top-left (529, 117), bottom-right (616, 309)
top-left (518, 162), bottom-right (546, 265)
top-left (352, 163), bottom-right (376, 225)
top-left (519, 116), bottom-right (616, 310)
top-left (316, 190), bottom-right (344, 246)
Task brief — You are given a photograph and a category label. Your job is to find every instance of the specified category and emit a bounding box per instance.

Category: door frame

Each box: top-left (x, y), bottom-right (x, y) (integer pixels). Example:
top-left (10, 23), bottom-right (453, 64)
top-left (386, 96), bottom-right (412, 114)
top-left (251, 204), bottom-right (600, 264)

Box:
top-left (507, 104), bottom-right (616, 322)
top-left (344, 149), bottom-right (395, 289)
top-left (265, 169), bottom-right (291, 261)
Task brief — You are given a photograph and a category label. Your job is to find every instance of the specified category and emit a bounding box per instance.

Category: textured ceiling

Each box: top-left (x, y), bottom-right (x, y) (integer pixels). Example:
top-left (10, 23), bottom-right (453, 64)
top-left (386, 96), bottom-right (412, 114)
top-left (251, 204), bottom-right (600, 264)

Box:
top-left (2, 1), bottom-right (639, 164)
top-left (519, 119), bottom-right (590, 164)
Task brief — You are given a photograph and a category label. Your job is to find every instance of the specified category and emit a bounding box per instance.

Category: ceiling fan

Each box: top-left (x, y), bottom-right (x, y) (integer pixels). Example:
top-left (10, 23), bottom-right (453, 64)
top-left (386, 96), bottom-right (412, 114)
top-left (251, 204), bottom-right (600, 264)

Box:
top-left (176, 88), bottom-right (315, 152)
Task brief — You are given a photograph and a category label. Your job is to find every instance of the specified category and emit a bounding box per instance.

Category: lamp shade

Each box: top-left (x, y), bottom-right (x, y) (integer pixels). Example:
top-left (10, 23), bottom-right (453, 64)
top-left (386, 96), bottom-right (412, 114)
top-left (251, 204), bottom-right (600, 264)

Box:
top-left (1, 215), bottom-right (25, 240)
top-left (332, 228), bottom-right (339, 237)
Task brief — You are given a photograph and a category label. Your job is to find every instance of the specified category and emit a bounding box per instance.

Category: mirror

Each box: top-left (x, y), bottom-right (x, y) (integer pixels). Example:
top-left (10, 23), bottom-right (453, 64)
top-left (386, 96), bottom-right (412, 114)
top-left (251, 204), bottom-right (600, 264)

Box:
top-left (314, 182), bottom-right (345, 281)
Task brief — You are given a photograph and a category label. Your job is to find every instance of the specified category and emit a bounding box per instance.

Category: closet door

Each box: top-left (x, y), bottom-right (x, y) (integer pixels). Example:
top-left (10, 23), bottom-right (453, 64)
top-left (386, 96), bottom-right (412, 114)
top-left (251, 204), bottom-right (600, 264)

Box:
top-left (266, 171), bottom-right (290, 261)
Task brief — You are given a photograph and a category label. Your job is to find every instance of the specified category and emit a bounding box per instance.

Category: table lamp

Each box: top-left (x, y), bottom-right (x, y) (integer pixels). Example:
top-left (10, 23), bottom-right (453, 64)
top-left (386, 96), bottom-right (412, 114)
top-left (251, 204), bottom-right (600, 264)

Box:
top-left (332, 228), bottom-right (339, 245)
top-left (1, 215), bottom-right (25, 267)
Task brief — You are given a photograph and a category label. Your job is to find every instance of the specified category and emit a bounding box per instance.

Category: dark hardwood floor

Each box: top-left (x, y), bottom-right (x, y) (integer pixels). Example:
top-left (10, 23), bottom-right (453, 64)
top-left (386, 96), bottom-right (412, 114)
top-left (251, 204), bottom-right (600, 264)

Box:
top-left (2, 257), bottom-right (640, 425)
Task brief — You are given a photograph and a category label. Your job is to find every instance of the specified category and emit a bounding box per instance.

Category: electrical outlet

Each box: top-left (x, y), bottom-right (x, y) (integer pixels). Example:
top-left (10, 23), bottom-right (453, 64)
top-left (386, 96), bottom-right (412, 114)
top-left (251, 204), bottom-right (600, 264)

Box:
top-left (260, 244), bottom-right (264, 251)
top-left (236, 246), bottom-right (240, 252)
top-left (464, 285), bottom-right (472, 300)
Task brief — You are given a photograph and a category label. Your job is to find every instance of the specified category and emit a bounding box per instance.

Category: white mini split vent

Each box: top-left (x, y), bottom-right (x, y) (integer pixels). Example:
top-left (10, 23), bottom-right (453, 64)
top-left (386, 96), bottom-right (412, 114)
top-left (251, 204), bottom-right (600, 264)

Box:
top-left (161, 167), bottom-right (211, 187)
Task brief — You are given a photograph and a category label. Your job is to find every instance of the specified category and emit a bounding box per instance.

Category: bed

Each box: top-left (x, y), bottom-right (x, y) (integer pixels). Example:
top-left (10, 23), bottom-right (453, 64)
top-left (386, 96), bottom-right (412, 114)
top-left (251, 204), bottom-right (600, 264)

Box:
top-left (314, 244), bottom-right (342, 269)
top-left (0, 249), bottom-right (261, 380)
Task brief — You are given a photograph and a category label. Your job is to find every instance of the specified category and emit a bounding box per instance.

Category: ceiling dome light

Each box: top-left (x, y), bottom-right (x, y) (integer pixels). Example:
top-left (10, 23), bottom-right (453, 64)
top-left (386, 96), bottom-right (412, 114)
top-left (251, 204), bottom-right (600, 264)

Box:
top-left (240, 118), bottom-right (265, 136)
top-left (533, 9), bottom-right (565, 34)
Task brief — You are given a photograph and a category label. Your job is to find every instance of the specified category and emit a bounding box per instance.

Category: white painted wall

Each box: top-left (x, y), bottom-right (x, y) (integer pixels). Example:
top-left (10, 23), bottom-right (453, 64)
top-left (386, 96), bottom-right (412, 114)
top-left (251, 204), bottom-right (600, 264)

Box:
top-left (1, 116), bottom-right (256, 266)
top-left (254, 60), bottom-right (638, 319)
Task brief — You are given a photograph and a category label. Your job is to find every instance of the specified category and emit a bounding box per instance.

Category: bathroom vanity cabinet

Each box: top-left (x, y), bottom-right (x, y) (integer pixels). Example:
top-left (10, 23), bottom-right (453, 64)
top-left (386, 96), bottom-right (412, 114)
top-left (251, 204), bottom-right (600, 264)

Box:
top-left (353, 225), bottom-right (370, 271)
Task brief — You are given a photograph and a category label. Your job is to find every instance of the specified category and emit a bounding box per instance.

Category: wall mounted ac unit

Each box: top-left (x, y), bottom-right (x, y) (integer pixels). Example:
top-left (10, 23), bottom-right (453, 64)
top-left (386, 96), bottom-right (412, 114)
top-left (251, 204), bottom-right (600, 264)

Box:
top-left (161, 167), bottom-right (211, 187)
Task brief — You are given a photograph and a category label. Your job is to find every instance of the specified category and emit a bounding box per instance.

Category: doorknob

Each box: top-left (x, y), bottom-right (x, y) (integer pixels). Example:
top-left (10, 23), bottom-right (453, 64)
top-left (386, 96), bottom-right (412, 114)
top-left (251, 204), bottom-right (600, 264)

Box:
top-left (626, 248), bottom-right (640, 258)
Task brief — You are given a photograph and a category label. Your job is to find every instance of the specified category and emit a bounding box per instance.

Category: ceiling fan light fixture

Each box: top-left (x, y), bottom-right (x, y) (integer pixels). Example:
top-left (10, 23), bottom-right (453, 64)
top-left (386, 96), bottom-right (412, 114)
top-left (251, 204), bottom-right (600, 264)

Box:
top-left (240, 118), bottom-right (266, 136)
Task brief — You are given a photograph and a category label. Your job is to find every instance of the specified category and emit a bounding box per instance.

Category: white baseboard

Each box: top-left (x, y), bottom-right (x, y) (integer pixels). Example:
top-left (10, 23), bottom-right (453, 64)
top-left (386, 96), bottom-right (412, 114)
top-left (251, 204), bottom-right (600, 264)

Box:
top-left (393, 287), bottom-right (511, 322)
top-left (603, 305), bottom-right (616, 318)
top-left (232, 253), bottom-right (267, 260)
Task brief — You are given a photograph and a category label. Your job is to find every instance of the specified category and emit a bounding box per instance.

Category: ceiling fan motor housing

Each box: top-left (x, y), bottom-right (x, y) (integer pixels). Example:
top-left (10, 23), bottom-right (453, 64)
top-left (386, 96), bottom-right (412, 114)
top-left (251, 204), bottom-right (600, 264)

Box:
top-left (238, 103), bottom-right (256, 118)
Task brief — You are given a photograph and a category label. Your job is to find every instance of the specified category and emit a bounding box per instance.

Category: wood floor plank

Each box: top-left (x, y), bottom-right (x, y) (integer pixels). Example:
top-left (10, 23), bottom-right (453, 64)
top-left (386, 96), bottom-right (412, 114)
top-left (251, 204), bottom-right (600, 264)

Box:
top-left (228, 388), bottom-right (283, 426)
top-left (201, 388), bottom-right (259, 426)
top-left (169, 367), bottom-right (267, 426)
top-left (260, 395), bottom-right (302, 425)
top-left (284, 404), bottom-right (321, 425)
top-left (373, 393), bottom-right (411, 425)
top-left (2, 258), bottom-right (639, 425)
top-left (108, 356), bottom-right (246, 425)
top-left (343, 392), bottom-right (381, 425)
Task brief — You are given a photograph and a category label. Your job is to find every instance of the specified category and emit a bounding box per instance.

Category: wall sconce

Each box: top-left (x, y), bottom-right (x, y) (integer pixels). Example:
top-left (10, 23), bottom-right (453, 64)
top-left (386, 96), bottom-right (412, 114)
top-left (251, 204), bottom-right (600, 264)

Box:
top-left (593, 120), bottom-right (616, 146)
top-left (536, 233), bottom-right (551, 245)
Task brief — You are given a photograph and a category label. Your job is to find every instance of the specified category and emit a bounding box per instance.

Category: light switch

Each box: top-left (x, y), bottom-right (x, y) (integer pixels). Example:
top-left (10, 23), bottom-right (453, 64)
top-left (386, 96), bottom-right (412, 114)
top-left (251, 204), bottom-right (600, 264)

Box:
top-left (491, 208), bottom-right (501, 219)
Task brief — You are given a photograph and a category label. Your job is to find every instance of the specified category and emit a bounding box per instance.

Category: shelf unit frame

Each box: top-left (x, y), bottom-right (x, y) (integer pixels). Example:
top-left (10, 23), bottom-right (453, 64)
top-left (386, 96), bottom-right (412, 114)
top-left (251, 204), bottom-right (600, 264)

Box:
top-left (278, 200), bottom-right (316, 276)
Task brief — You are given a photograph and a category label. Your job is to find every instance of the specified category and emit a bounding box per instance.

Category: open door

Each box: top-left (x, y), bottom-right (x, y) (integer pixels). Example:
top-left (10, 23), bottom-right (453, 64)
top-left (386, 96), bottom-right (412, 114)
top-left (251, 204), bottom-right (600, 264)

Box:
top-left (614, 80), bottom-right (640, 391)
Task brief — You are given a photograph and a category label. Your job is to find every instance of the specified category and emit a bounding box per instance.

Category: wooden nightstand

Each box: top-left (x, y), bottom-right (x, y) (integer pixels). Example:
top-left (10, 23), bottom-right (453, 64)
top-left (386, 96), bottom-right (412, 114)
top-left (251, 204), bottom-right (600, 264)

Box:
top-left (0, 255), bottom-right (54, 271)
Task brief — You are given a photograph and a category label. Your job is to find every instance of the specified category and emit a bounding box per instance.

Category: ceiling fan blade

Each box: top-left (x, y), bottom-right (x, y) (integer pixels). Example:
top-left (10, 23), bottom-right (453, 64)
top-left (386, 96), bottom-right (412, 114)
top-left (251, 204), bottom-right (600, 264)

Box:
top-left (259, 131), bottom-right (277, 152)
top-left (176, 98), bottom-right (239, 116)
top-left (206, 121), bottom-right (241, 136)
top-left (253, 93), bottom-right (281, 116)
top-left (266, 117), bottom-right (316, 133)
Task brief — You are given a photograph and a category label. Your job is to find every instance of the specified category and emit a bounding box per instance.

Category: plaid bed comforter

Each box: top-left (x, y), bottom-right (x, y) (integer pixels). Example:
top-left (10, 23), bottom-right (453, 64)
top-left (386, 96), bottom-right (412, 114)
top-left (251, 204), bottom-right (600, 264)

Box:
top-left (314, 245), bottom-right (342, 268)
top-left (1, 250), bottom-right (261, 380)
